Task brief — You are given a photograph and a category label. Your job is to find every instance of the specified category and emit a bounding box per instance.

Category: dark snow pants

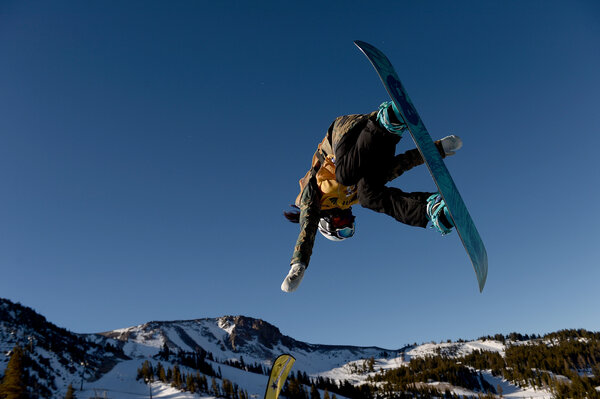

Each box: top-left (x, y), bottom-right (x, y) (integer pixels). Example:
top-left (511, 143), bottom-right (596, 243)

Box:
top-left (334, 118), bottom-right (431, 228)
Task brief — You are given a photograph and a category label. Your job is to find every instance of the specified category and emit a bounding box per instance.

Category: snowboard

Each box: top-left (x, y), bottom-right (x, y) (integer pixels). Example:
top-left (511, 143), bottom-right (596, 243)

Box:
top-left (354, 40), bottom-right (488, 292)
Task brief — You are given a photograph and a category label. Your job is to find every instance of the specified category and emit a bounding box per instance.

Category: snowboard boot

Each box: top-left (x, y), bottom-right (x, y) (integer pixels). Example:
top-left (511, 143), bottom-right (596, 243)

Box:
top-left (426, 194), bottom-right (454, 235)
top-left (281, 263), bottom-right (306, 293)
top-left (377, 101), bottom-right (406, 135)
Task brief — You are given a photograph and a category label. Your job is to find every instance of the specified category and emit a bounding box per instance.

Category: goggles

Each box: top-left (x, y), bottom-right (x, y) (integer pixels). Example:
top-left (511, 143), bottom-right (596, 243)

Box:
top-left (319, 208), bottom-right (356, 241)
top-left (335, 225), bottom-right (355, 239)
top-left (328, 213), bottom-right (355, 239)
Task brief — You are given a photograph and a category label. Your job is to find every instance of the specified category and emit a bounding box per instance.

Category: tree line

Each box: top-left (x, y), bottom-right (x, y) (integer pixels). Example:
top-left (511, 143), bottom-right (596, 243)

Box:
top-left (459, 329), bottom-right (600, 398)
top-left (368, 354), bottom-right (496, 398)
top-left (4, 324), bottom-right (600, 398)
top-left (136, 359), bottom-right (250, 399)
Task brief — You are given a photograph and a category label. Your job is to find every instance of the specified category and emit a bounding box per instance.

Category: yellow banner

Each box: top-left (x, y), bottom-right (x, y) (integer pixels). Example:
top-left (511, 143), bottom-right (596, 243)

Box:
top-left (263, 354), bottom-right (296, 399)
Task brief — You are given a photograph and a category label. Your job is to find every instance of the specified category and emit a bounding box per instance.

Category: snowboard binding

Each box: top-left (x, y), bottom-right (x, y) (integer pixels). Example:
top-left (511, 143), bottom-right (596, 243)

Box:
top-left (376, 101), bottom-right (406, 135)
top-left (426, 193), bottom-right (454, 235)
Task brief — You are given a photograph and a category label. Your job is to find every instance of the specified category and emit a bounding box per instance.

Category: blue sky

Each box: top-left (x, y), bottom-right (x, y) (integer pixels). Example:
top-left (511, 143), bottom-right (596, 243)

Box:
top-left (1, 1), bottom-right (599, 349)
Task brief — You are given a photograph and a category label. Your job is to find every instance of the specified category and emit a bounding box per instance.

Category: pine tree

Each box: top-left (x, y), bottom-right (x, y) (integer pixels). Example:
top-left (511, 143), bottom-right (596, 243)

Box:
top-left (367, 357), bottom-right (376, 372)
top-left (285, 377), bottom-right (308, 399)
top-left (310, 384), bottom-right (321, 399)
top-left (211, 377), bottom-right (220, 397)
top-left (137, 360), bottom-right (154, 382)
top-left (172, 365), bottom-right (182, 388)
top-left (156, 362), bottom-right (166, 382)
top-left (186, 373), bottom-right (196, 393)
top-left (222, 378), bottom-right (235, 398)
top-left (0, 345), bottom-right (28, 399)
top-left (199, 374), bottom-right (208, 392)
top-left (65, 384), bottom-right (77, 399)
top-left (159, 343), bottom-right (170, 360)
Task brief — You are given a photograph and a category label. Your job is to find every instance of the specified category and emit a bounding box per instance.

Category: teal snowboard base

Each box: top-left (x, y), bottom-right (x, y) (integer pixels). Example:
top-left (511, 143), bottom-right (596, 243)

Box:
top-left (355, 40), bottom-right (488, 292)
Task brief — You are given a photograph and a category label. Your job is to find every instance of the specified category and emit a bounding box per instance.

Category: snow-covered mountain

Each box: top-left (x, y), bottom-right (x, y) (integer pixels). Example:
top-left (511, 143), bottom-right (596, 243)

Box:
top-left (1, 298), bottom-right (596, 399)
top-left (98, 315), bottom-right (400, 374)
top-left (0, 299), bottom-right (399, 398)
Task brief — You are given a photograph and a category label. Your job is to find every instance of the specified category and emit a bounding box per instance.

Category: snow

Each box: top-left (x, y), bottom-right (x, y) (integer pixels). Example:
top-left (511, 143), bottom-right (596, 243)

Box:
top-left (217, 318), bottom-right (237, 336)
top-left (60, 359), bottom-right (270, 399)
top-left (51, 334), bottom-right (558, 398)
top-left (406, 339), bottom-right (506, 360)
top-left (479, 371), bottom-right (552, 399)
top-left (0, 313), bottom-right (575, 399)
top-left (61, 360), bottom-right (201, 399)
top-left (166, 326), bottom-right (198, 353)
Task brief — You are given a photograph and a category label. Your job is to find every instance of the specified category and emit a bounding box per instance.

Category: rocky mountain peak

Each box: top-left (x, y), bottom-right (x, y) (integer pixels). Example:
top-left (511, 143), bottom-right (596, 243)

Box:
top-left (218, 315), bottom-right (290, 351)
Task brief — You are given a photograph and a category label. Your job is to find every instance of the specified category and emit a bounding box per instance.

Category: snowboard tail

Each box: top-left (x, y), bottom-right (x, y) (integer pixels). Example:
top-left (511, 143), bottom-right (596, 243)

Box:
top-left (354, 40), bottom-right (488, 292)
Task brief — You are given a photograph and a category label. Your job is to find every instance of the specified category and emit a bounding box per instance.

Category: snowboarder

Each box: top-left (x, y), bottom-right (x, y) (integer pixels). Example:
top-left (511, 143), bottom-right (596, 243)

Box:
top-left (281, 101), bottom-right (463, 292)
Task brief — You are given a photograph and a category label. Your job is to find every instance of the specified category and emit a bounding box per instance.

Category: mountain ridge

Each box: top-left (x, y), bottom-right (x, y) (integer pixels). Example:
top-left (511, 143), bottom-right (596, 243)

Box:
top-left (2, 297), bottom-right (599, 399)
top-left (99, 314), bottom-right (396, 354)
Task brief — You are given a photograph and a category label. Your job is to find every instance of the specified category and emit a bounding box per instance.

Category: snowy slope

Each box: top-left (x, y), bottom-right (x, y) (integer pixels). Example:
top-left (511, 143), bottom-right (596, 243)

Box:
top-left (406, 339), bottom-right (507, 359)
top-left (0, 299), bottom-right (562, 398)
top-left (100, 316), bottom-right (401, 375)
top-left (90, 318), bottom-right (555, 399)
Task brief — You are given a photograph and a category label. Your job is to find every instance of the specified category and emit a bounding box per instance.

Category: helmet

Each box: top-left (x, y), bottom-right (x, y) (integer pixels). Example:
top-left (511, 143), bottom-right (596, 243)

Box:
top-left (318, 208), bottom-right (355, 241)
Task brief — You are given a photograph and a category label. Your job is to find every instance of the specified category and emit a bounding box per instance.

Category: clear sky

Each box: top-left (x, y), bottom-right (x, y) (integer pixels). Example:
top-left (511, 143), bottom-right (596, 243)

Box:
top-left (1, 1), bottom-right (599, 349)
